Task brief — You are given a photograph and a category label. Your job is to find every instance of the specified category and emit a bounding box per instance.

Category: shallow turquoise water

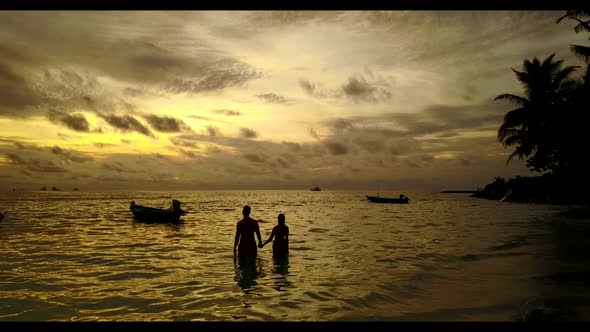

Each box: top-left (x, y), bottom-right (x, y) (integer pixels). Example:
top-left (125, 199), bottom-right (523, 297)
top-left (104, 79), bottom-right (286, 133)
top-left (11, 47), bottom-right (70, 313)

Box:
top-left (0, 190), bottom-right (589, 321)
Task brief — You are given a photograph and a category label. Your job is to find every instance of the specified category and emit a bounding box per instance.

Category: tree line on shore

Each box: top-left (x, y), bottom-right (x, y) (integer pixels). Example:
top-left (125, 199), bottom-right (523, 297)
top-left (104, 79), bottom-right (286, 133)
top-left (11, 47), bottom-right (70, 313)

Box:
top-left (476, 10), bottom-right (590, 205)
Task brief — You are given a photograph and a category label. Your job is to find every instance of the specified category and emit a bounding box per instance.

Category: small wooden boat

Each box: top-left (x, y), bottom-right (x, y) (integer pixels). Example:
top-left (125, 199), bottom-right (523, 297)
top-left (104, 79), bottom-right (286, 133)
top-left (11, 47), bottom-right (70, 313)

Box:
top-left (310, 187), bottom-right (321, 191)
top-left (130, 200), bottom-right (186, 223)
top-left (366, 194), bottom-right (409, 204)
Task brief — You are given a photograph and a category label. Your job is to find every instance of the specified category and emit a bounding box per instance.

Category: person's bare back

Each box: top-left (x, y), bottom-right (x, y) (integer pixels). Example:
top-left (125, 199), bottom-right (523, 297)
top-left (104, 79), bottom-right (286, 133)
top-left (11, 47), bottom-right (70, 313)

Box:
top-left (233, 206), bottom-right (262, 258)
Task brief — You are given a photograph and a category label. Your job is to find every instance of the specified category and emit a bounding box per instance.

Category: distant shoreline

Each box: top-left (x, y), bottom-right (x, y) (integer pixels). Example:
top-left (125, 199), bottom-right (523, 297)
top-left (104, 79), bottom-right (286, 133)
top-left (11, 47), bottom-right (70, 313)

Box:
top-left (441, 190), bottom-right (477, 194)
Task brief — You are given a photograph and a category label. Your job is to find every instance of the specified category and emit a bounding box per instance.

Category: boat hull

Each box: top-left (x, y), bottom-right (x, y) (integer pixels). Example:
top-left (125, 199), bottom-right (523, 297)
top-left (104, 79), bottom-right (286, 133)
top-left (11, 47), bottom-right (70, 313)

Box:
top-left (366, 195), bottom-right (409, 204)
top-left (131, 210), bottom-right (183, 223)
top-left (130, 204), bottom-right (184, 223)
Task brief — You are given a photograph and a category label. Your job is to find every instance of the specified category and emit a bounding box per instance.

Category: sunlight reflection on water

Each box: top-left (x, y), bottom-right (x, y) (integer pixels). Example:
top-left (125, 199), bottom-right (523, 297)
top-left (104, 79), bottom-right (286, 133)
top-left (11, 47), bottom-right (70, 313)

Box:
top-left (1, 190), bottom-right (589, 321)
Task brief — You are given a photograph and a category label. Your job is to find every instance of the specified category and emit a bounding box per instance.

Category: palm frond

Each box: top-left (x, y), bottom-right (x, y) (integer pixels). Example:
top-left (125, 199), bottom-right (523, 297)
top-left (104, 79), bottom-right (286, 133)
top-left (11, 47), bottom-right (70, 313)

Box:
top-left (553, 66), bottom-right (579, 90)
top-left (506, 149), bottom-right (523, 164)
top-left (504, 133), bottom-right (523, 147)
top-left (498, 126), bottom-right (518, 141)
top-left (495, 94), bottom-right (528, 106)
top-left (573, 19), bottom-right (590, 34)
top-left (502, 107), bottom-right (527, 124)
top-left (570, 45), bottom-right (590, 63)
top-left (542, 54), bottom-right (558, 69)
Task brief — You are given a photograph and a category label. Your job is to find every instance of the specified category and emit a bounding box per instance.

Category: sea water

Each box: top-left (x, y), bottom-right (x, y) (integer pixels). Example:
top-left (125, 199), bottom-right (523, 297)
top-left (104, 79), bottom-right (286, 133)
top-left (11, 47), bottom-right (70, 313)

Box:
top-left (0, 190), bottom-right (589, 321)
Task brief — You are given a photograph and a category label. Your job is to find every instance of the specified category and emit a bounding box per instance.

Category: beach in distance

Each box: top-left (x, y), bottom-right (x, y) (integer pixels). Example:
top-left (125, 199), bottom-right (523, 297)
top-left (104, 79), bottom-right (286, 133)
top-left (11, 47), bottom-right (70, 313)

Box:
top-left (1, 190), bottom-right (589, 321)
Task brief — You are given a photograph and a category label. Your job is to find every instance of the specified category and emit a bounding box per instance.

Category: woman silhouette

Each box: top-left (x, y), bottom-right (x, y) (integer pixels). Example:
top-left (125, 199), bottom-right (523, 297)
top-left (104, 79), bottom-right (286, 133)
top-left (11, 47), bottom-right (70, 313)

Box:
top-left (261, 213), bottom-right (289, 256)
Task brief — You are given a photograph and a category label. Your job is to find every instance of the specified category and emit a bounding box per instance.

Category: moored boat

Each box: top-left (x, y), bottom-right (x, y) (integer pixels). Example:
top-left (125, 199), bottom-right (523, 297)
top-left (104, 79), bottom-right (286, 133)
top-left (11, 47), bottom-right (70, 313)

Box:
top-left (310, 186), bottom-right (321, 191)
top-left (366, 194), bottom-right (409, 204)
top-left (130, 199), bottom-right (187, 223)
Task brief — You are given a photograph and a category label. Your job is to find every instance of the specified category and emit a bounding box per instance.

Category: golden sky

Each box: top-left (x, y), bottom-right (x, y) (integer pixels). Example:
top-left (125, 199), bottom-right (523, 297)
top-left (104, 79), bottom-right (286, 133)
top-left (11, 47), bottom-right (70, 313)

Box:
top-left (0, 11), bottom-right (586, 190)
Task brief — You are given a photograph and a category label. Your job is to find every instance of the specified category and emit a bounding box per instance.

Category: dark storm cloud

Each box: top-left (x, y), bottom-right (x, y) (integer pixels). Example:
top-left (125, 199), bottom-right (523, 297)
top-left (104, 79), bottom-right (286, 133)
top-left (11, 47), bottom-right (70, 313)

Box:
top-left (341, 75), bottom-right (392, 102)
top-left (101, 162), bottom-right (135, 173)
top-left (320, 117), bottom-right (422, 156)
top-left (4, 152), bottom-right (26, 164)
top-left (162, 61), bottom-right (262, 94)
top-left (153, 153), bottom-right (168, 160)
top-left (209, 12), bottom-right (345, 39)
top-left (94, 142), bottom-right (116, 148)
top-left (352, 136), bottom-right (386, 154)
top-left (459, 157), bottom-right (472, 166)
top-left (421, 154), bottom-right (435, 163)
top-left (276, 157), bottom-right (291, 168)
top-left (243, 153), bottom-right (267, 163)
top-left (326, 118), bottom-right (354, 132)
top-left (298, 79), bottom-right (330, 98)
top-left (213, 109), bottom-right (241, 116)
top-left (188, 115), bottom-right (214, 121)
top-left (310, 128), bottom-right (320, 140)
top-left (386, 101), bottom-right (505, 136)
top-left (324, 142), bottom-right (349, 155)
top-left (46, 110), bottom-right (91, 132)
top-left (322, 100), bottom-right (504, 141)
top-left (342, 76), bottom-right (374, 97)
top-left (143, 114), bottom-right (190, 133)
top-left (299, 79), bottom-right (316, 94)
top-left (122, 87), bottom-right (146, 97)
top-left (1, 139), bottom-right (42, 151)
top-left (282, 141), bottom-right (302, 152)
top-left (320, 103), bottom-right (497, 160)
top-left (4, 152), bottom-right (67, 173)
top-left (257, 93), bottom-right (288, 104)
top-left (240, 128), bottom-right (258, 139)
top-left (0, 12), bottom-right (263, 120)
top-left (206, 126), bottom-right (221, 137)
top-left (33, 69), bottom-right (105, 116)
top-left (177, 148), bottom-right (196, 158)
top-left (207, 146), bottom-right (222, 154)
top-left (0, 137), bottom-right (24, 145)
top-left (0, 43), bottom-right (40, 66)
top-left (50, 145), bottom-right (94, 163)
top-left (245, 11), bottom-right (345, 27)
top-left (281, 153), bottom-right (298, 164)
top-left (0, 61), bottom-right (40, 116)
top-left (169, 136), bottom-right (198, 148)
top-left (406, 160), bottom-right (421, 168)
top-left (99, 114), bottom-right (154, 137)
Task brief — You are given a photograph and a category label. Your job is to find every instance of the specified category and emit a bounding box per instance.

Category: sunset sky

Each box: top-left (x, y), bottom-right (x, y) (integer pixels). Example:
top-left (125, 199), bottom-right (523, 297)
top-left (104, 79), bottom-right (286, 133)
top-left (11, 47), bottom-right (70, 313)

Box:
top-left (0, 11), bottom-right (586, 191)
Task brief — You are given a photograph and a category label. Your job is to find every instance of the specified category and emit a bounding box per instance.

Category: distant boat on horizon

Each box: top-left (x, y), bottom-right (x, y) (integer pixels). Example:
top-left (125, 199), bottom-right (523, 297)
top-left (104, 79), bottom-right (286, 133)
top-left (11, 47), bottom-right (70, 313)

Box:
top-left (310, 186), bottom-right (321, 191)
top-left (51, 187), bottom-right (60, 191)
top-left (73, 188), bottom-right (79, 191)
top-left (40, 187), bottom-right (47, 191)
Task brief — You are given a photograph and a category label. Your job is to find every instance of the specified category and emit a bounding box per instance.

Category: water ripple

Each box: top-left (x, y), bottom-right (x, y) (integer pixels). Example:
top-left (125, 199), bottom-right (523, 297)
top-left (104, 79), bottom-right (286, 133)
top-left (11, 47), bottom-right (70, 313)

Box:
top-left (0, 190), bottom-right (588, 320)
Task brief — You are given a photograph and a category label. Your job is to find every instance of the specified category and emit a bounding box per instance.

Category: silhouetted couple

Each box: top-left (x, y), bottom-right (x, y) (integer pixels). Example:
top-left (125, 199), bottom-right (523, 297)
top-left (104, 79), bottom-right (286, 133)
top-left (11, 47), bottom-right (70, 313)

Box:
top-left (233, 205), bottom-right (289, 259)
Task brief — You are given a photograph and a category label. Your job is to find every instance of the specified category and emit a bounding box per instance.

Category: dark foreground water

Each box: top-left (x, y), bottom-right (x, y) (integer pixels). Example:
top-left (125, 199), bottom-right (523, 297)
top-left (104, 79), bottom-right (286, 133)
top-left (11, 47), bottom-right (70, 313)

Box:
top-left (1, 190), bottom-right (589, 321)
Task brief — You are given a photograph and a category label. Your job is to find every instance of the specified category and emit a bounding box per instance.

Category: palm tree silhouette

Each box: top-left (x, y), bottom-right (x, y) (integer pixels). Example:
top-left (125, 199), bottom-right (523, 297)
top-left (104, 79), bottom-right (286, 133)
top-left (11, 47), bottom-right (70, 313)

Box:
top-left (557, 10), bottom-right (590, 64)
top-left (495, 54), bottom-right (578, 171)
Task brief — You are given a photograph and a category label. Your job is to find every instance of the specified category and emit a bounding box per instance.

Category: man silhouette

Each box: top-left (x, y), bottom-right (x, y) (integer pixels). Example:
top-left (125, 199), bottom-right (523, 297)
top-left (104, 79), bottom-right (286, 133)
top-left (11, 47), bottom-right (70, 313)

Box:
top-left (233, 205), bottom-right (263, 258)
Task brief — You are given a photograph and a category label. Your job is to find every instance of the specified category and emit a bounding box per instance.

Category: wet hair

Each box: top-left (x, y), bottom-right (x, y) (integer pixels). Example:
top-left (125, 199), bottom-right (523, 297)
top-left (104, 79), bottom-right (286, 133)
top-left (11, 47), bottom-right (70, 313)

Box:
top-left (278, 213), bottom-right (285, 225)
top-left (242, 205), bottom-right (251, 216)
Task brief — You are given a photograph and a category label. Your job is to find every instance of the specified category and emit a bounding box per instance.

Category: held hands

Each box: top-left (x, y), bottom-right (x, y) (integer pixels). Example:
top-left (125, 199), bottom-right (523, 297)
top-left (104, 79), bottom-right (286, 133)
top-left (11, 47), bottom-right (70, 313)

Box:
top-left (258, 242), bottom-right (265, 248)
